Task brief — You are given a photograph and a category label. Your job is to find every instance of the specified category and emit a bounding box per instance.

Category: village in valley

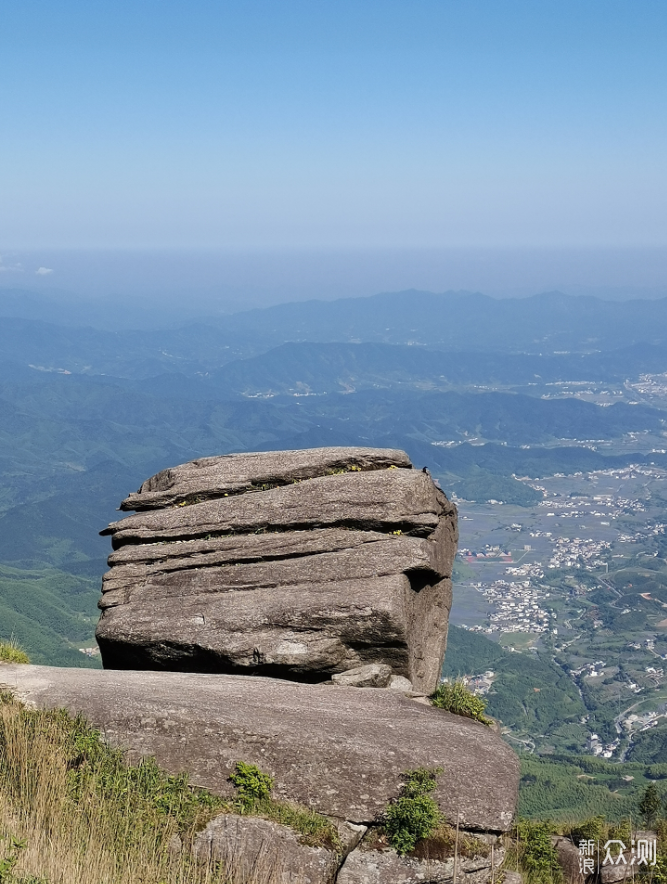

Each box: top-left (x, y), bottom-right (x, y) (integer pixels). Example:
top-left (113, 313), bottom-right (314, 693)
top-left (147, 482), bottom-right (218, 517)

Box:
top-left (449, 460), bottom-right (667, 759)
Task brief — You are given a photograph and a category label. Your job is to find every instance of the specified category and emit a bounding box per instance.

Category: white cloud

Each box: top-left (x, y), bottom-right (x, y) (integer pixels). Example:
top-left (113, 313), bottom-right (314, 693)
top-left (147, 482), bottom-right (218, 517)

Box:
top-left (35, 267), bottom-right (54, 275)
top-left (0, 257), bottom-right (23, 272)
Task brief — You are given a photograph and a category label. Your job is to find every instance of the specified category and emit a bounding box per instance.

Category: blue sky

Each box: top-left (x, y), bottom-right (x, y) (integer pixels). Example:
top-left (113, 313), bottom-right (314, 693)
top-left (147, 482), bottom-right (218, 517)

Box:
top-left (1, 0), bottom-right (666, 250)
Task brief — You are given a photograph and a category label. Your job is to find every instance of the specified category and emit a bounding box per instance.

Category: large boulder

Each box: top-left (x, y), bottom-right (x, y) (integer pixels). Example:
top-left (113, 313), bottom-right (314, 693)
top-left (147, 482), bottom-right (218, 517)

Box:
top-left (97, 447), bottom-right (458, 694)
top-left (0, 665), bottom-right (518, 833)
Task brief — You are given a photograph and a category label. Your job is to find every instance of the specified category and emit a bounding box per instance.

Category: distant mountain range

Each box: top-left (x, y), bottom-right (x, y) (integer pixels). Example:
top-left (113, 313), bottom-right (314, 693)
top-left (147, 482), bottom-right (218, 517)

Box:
top-left (4, 288), bottom-right (667, 363)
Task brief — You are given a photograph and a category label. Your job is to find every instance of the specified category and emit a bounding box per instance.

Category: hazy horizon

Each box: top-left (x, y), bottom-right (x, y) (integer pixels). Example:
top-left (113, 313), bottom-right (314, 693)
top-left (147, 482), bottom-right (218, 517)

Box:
top-left (1, 247), bottom-right (667, 312)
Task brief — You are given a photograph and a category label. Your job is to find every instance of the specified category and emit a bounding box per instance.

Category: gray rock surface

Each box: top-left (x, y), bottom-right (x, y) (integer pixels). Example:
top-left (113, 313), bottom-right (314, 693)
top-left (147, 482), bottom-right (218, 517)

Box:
top-left (552, 836), bottom-right (585, 884)
top-left (600, 864), bottom-right (632, 883)
top-left (0, 665), bottom-right (519, 832)
top-left (102, 469), bottom-right (450, 546)
top-left (121, 446), bottom-right (413, 511)
top-left (192, 813), bottom-right (341, 884)
top-left (388, 675), bottom-right (414, 692)
top-left (97, 447), bottom-right (458, 694)
top-left (332, 664), bottom-right (393, 688)
top-left (337, 842), bottom-right (505, 884)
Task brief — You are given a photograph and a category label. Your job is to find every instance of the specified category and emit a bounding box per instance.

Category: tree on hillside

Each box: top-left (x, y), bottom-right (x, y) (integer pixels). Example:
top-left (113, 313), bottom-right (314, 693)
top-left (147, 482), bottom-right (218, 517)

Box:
top-left (639, 784), bottom-right (662, 828)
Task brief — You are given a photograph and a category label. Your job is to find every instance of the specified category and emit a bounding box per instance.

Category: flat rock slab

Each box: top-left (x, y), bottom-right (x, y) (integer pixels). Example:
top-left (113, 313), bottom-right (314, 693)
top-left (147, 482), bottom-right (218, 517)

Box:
top-left (0, 665), bottom-right (518, 832)
top-left (97, 574), bottom-right (419, 677)
top-left (332, 664), bottom-right (393, 688)
top-left (121, 446), bottom-right (413, 511)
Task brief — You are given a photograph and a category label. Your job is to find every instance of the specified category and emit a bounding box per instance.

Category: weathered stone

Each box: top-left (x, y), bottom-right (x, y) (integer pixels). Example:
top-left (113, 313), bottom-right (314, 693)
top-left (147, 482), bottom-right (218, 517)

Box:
top-left (337, 840), bottom-right (505, 884)
top-left (388, 675), bottom-right (414, 691)
top-left (331, 664), bottom-right (393, 688)
top-left (97, 574), bottom-right (419, 679)
top-left (120, 446), bottom-right (413, 511)
top-left (97, 450), bottom-right (458, 694)
top-left (107, 527), bottom-right (396, 567)
top-left (192, 813), bottom-right (341, 884)
top-left (552, 836), bottom-right (585, 884)
top-left (0, 665), bottom-right (519, 832)
top-left (103, 470), bottom-right (452, 548)
top-left (600, 864), bottom-right (632, 883)
top-left (101, 531), bottom-right (451, 590)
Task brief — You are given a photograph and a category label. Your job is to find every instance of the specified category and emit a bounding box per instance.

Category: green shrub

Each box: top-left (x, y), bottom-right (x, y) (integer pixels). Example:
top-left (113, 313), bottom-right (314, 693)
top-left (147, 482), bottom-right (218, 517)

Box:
top-left (648, 764), bottom-right (667, 780)
top-left (384, 767), bottom-right (443, 856)
top-left (609, 819), bottom-right (632, 843)
top-left (431, 681), bottom-right (492, 725)
top-left (513, 819), bottom-right (562, 884)
top-left (639, 783), bottom-right (663, 828)
top-left (229, 761), bottom-right (274, 811)
top-left (568, 814), bottom-right (607, 845)
top-left (0, 642), bottom-right (30, 665)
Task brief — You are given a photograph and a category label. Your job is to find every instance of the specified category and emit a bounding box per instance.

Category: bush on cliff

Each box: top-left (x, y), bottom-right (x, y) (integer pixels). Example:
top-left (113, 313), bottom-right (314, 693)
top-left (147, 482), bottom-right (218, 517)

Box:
top-left (431, 680), bottom-right (492, 725)
top-left (512, 819), bottom-right (562, 884)
top-left (383, 767), bottom-right (442, 855)
top-left (229, 762), bottom-right (274, 810)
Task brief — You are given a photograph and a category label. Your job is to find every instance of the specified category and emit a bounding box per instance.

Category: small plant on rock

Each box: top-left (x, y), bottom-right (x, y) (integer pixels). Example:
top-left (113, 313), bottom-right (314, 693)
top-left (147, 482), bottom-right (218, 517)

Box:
top-left (430, 680), bottom-right (492, 725)
top-left (229, 761), bottom-right (274, 811)
top-left (228, 761), bottom-right (341, 849)
top-left (0, 641), bottom-right (30, 665)
top-left (384, 767), bottom-right (443, 856)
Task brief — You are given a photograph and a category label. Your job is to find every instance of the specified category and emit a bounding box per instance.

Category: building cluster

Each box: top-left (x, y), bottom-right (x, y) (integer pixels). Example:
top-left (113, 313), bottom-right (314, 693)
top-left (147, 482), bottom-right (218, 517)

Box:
top-left (463, 579), bottom-right (553, 635)
top-left (459, 544), bottom-right (512, 562)
top-left (547, 536), bottom-right (611, 570)
top-left (571, 660), bottom-right (607, 679)
top-left (588, 733), bottom-right (620, 758)
top-left (626, 372), bottom-right (667, 400)
top-left (506, 562), bottom-right (545, 580)
top-left (536, 492), bottom-right (646, 521)
top-left (621, 711), bottom-right (664, 733)
top-left (444, 671), bottom-right (496, 695)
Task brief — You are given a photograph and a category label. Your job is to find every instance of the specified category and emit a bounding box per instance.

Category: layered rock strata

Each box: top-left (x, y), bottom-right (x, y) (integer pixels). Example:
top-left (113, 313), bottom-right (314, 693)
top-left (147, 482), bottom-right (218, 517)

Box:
top-left (97, 447), bottom-right (458, 694)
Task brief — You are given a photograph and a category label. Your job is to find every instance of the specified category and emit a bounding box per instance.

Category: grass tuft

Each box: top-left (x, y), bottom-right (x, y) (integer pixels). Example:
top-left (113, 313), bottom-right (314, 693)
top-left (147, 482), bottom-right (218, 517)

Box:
top-left (0, 642), bottom-right (30, 665)
top-left (430, 680), bottom-right (492, 725)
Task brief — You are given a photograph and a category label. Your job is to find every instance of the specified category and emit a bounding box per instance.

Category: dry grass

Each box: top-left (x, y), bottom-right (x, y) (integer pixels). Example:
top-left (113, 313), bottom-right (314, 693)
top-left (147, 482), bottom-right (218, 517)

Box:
top-left (0, 640), bottom-right (30, 665)
top-left (0, 692), bottom-right (294, 884)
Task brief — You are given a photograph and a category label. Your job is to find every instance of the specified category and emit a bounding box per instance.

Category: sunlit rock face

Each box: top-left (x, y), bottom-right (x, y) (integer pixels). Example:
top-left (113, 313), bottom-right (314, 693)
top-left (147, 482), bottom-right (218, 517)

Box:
top-left (97, 446), bottom-right (458, 694)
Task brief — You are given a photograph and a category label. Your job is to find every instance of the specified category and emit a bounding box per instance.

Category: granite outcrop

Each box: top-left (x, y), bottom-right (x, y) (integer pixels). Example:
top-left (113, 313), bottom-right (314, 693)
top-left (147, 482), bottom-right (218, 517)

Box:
top-left (2, 446), bottom-right (521, 882)
top-left (0, 664), bottom-right (520, 883)
top-left (97, 447), bottom-right (458, 694)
